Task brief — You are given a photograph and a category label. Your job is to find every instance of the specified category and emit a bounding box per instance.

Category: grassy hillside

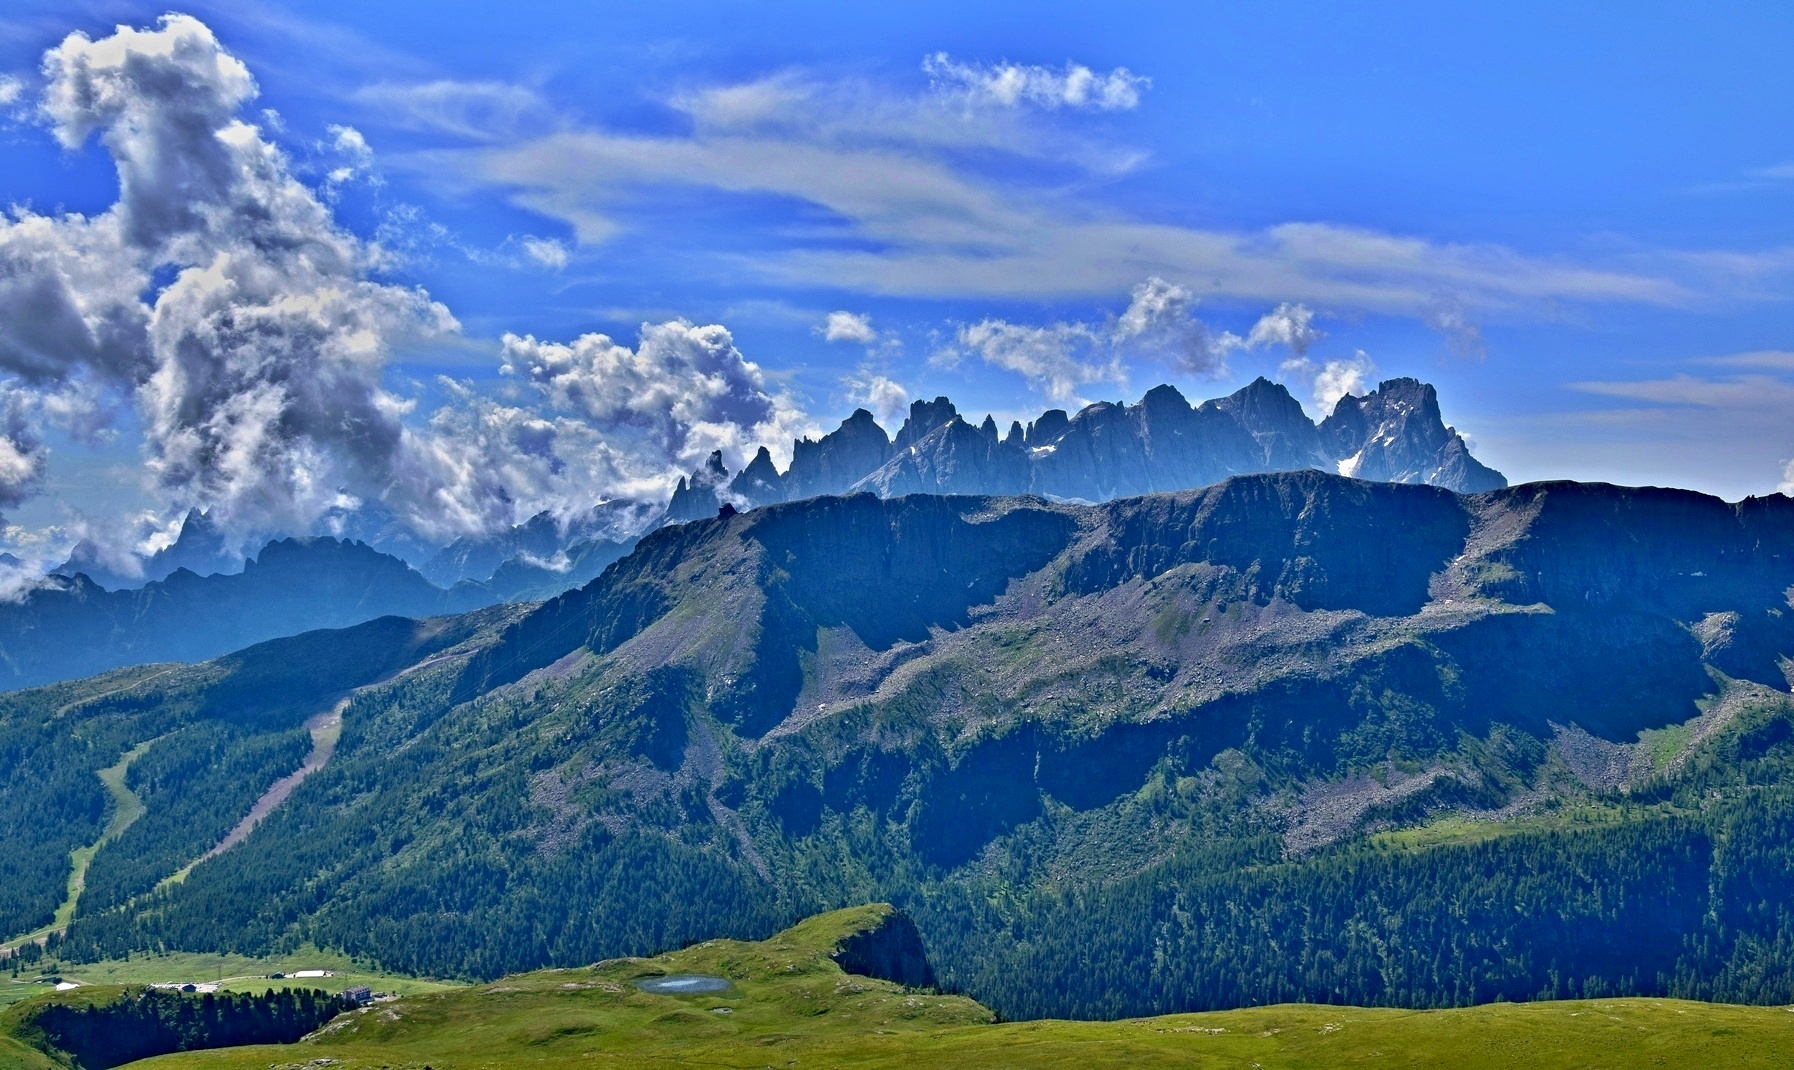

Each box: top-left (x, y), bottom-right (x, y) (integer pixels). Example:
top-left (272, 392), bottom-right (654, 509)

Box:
top-left (6, 906), bottom-right (1789, 1070)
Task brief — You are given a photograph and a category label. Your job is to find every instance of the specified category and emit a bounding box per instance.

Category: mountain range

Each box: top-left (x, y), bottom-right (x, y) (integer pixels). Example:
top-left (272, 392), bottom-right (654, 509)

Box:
top-left (668, 375), bottom-right (1503, 521)
top-left (10, 469), bottom-right (1794, 1019)
top-left (2, 378), bottom-right (1503, 689)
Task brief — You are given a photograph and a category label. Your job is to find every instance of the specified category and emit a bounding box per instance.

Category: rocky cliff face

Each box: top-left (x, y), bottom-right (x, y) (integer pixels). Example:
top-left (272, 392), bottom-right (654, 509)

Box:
top-left (782, 409), bottom-right (895, 500)
top-left (672, 377), bottom-right (1505, 525)
top-left (1321, 378), bottom-right (1505, 492)
top-left (831, 907), bottom-right (936, 989)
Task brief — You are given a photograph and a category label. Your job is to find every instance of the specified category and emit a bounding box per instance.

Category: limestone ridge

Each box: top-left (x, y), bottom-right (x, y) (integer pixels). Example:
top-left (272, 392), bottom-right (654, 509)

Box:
top-left (671, 377), bottom-right (1504, 522)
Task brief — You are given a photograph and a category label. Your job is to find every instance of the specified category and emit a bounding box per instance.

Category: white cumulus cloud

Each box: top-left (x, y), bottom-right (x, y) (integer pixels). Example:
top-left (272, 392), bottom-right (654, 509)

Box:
top-left (22, 14), bottom-right (460, 544)
top-left (842, 369), bottom-right (909, 427)
top-left (1115, 277), bottom-right (1226, 376)
top-left (957, 276), bottom-right (1227, 402)
top-left (0, 14), bottom-right (834, 564)
top-left (1281, 352), bottom-right (1375, 416)
top-left (382, 320), bottom-right (816, 543)
top-left (924, 53), bottom-right (1149, 111)
top-left (499, 320), bottom-right (812, 471)
top-left (1245, 302), bottom-right (1323, 356)
top-left (520, 236), bottom-right (569, 269)
top-left (957, 319), bottom-right (1115, 403)
top-left (820, 311), bottom-right (877, 344)
top-left (323, 123), bottom-right (377, 188)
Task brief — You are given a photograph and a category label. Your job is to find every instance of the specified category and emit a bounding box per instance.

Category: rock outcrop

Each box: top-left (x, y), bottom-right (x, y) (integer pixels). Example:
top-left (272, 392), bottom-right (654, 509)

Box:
top-left (665, 451), bottom-right (731, 524)
top-left (832, 907), bottom-right (936, 989)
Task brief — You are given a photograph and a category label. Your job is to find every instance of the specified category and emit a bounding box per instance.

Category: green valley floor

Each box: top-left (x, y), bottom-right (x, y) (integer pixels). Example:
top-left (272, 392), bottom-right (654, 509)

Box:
top-left (5, 905), bottom-right (1792, 1070)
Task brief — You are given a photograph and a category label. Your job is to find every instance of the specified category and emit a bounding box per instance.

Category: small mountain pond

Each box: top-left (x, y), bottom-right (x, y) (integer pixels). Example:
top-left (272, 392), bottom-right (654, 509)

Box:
top-left (632, 974), bottom-right (734, 995)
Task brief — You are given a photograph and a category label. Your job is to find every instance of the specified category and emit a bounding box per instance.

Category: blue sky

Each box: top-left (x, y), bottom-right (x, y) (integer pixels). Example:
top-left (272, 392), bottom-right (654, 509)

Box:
top-left (0, 1), bottom-right (1791, 560)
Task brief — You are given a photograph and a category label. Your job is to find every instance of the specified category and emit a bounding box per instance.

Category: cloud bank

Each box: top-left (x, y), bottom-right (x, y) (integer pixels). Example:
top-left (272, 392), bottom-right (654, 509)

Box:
top-left (0, 14), bottom-right (458, 544)
top-left (0, 15), bottom-right (814, 561)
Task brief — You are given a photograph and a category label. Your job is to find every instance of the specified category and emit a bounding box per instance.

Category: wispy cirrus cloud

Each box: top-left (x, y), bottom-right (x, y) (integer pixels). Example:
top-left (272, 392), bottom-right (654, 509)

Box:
top-left (1542, 366), bottom-right (1794, 499)
top-left (1569, 373), bottom-right (1794, 410)
top-left (362, 50), bottom-right (1714, 322)
top-left (1701, 349), bottom-right (1794, 369)
top-left (1745, 162), bottom-right (1794, 182)
top-left (462, 126), bottom-right (1689, 313)
top-left (353, 79), bottom-right (558, 142)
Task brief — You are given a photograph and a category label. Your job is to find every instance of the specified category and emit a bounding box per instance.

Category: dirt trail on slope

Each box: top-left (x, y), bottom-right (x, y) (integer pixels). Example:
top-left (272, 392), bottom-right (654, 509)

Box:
top-left (54, 668), bottom-right (178, 717)
top-left (165, 648), bottom-right (469, 884)
top-left (203, 700), bottom-right (347, 863)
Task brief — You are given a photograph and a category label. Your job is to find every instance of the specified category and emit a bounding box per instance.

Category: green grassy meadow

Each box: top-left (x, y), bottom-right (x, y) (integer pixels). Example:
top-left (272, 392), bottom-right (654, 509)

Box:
top-left (0, 945), bottom-right (457, 1011)
top-left (5, 906), bottom-right (1787, 1070)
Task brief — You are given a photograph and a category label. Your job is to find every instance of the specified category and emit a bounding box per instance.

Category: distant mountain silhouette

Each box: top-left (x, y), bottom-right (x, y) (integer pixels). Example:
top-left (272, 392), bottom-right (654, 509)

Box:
top-left (667, 378), bottom-right (1505, 519)
top-left (2, 538), bottom-right (496, 688)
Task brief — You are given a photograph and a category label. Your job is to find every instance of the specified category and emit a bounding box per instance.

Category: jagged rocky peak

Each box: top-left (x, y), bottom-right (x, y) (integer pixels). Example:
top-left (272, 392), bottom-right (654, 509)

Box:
top-left (659, 376), bottom-right (1506, 527)
top-left (1208, 376), bottom-right (1318, 436)
top-left (56, 506), bottom-right (243, 590)
top-left (784, 408), bottom-right (894, 500)
top-left (666, 450), bottom-right (732, 523)
top-left (1322, 378), bottom-right (1506, 493)
top-left (1139, 382), bottom-right (1193, 414)
top-left (894, 396), bottom-right (960, 451)
top-left (729, 446), bottom-right (786, 504)
top-left (850, 409), bottom-right (1033, 498)
top-left (1026, 408), bottom-right (1071, 447)
top-left (1321, 376), bottom-right (1437, 450)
